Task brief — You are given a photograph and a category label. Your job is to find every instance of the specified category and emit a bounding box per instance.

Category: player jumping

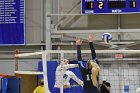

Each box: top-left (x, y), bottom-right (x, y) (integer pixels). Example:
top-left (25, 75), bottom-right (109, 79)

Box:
top-left (76, 35), bottom-right (100, 93)
top-left (52, 59), bottom-right (83, 93)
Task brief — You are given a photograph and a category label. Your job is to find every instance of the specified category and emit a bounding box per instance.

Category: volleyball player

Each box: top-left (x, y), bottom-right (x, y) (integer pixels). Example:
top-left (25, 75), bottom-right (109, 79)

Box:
top-left (52, 59), bottom-right (83, 93)
top-left (76, 35), bottom-right (100, 93)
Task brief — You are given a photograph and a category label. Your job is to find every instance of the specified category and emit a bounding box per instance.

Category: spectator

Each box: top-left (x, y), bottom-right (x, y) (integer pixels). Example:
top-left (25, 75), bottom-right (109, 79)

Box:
top-left (99, 77), bottom-right (111, 93)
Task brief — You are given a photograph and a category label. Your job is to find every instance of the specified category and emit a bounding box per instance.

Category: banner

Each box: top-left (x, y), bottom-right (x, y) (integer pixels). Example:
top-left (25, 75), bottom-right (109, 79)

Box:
top-left (0, 0), bottom-right (25, 45)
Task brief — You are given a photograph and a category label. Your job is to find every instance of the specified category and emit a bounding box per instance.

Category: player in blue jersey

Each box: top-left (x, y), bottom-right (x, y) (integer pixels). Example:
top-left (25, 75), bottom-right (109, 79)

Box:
top-left (75, 34), bottom-right (100, 93)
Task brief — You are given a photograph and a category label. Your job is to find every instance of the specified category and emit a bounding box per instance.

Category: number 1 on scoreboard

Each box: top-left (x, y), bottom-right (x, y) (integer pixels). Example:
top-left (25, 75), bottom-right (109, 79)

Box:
top-left (91, 2), bottom-right (93, 8)
top-left (130, 0), bottom-right (136, 8)
top-left (85, 1), bottom-right (94, 9)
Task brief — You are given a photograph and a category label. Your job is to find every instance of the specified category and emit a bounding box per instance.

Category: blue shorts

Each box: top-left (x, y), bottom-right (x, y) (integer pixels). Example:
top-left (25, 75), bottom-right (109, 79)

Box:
top-left (52, 87), bottom-right (70, 93)
top-left (82, 86), bottom-right (99, 93)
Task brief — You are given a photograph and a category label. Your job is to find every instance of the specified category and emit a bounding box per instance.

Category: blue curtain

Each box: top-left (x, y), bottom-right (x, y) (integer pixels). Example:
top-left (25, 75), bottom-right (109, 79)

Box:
top-left (1, 77), bottom-right (21, 93)
top-left (1, 78), bottom-right (7, 93)
top-left (38, 61), bottom-right (58, 92)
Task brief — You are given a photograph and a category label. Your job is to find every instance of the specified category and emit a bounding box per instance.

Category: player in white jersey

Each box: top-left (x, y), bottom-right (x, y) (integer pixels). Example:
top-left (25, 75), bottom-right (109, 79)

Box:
top-left (52, 59), bottom-right (83, 93)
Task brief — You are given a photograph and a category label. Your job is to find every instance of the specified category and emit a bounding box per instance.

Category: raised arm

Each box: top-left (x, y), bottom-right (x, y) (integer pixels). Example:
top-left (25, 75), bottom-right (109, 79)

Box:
top-left (64, 64), bottom-right (78, 69)
top-left (76, 38), bottom-right (82, 61)
top-left (68, 71), bottom-right (83, 87)
top-left (88, 35), bottom-right (99, 64)
top-left (57, 64), bottom-right (78, 71)
top-left (76, 38), bottom-right (86, 70)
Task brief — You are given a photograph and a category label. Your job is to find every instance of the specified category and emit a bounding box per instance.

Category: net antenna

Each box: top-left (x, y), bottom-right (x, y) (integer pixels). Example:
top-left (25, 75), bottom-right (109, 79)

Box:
top-left (15, 50), bottom-right (140, 93)
top-left (60, 52), bottom-right (64, 93)
top-left (15, 49), bottom-right (19, 71)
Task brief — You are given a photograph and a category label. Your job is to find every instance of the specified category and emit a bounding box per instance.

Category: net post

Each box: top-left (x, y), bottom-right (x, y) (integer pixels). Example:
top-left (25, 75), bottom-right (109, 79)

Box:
top-left (42, 51), bottom-right (50, 93)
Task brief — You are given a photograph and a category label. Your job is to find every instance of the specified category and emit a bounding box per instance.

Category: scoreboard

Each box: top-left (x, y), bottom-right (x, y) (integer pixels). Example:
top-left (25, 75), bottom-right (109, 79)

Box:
top-left (0, 0), bottom-right (25, 45)
top-left (82, 0), bottom-right (140, 14)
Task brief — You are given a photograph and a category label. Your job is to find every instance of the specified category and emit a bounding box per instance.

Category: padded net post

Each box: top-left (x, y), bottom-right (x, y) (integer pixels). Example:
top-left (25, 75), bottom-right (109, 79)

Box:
top-left (42, 51), bottom-right (50, 93)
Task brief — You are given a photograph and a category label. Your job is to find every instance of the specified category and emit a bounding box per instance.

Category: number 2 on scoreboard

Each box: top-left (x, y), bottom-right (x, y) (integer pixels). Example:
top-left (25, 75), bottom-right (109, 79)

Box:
top-left (98, 1), bottom-right (104, 9)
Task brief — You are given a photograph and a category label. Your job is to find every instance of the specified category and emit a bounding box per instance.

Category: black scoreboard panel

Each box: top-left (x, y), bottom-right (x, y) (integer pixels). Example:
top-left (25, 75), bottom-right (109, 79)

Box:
top-left (82, 0), bottom-right (140, 14)
top-left (85, 1), bottom-right (94, 9)
top-left (108, 1), bottom-right (126, 8)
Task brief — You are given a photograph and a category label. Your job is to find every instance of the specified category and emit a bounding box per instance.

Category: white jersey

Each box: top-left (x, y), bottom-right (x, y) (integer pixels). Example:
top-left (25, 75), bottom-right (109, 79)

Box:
top-left (136, 87), bottom-right (140, 93)
top-left (54, 64), bottom-right (83, 88)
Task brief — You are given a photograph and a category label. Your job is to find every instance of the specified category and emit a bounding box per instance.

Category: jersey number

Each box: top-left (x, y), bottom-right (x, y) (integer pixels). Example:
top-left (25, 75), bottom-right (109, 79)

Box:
top-left (63, 74), bottom-right (68, 79)
top-left (86, 75), bottom-right (90, 81)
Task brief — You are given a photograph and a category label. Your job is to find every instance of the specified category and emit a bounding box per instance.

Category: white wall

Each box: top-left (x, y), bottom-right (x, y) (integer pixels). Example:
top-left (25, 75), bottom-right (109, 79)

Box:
top-left (25, 0), bottom-right (44, 43)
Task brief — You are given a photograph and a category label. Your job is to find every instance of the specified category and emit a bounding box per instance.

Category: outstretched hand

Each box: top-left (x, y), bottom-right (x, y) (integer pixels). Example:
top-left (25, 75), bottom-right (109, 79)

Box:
top-left (88, 34), bottom-right (94, 42)
top-left (75, 38), bottom-right (82, 45)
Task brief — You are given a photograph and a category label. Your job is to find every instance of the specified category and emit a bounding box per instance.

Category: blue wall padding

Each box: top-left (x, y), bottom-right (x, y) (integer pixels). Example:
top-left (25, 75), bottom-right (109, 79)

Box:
top-left (38, 61), bottom-right (58, 92)
top-left (38, 61), bottom-right (83, 93)
top-left (1, 77), bottom-right (21, 93)
top-left (1, 78), bottom-right (8, 93)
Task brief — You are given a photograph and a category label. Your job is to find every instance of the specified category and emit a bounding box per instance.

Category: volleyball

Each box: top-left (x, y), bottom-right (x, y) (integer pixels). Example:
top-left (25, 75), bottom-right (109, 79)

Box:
top-left (102, 33), bottom-right (112, 43)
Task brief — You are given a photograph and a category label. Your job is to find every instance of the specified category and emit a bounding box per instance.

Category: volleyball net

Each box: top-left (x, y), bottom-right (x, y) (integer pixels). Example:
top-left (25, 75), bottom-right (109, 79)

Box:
top-left (15, 50), bottom-right (140, 93)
